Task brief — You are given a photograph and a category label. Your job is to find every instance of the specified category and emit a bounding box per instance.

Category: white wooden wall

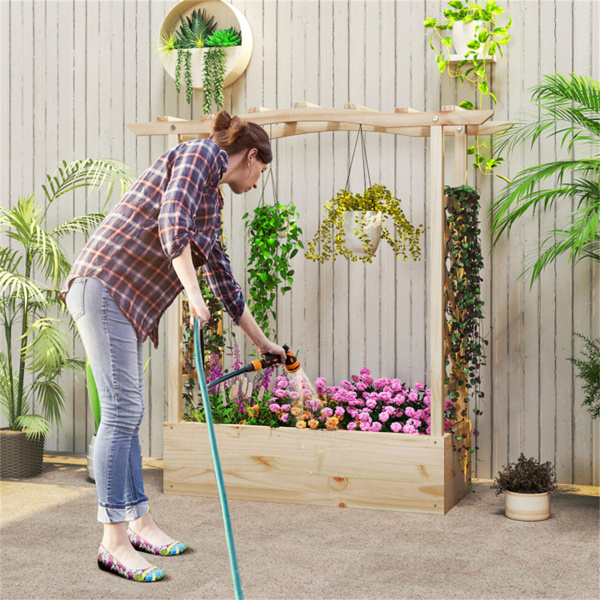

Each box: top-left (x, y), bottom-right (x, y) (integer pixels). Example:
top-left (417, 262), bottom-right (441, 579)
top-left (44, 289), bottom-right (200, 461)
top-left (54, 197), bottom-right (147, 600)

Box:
top-left (1, 0), bottom-right (598, 485)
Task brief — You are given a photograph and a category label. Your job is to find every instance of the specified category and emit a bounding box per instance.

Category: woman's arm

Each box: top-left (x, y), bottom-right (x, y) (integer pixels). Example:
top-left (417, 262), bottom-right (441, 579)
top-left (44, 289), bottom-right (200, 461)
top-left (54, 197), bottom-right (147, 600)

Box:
top-left (237, 306), bottom-right (286, 364)
top-left (171, 243), bottom-right (210, 328)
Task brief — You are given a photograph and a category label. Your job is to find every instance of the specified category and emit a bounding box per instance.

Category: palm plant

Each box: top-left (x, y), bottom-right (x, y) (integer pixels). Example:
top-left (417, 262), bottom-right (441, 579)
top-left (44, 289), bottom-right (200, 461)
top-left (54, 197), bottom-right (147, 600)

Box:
top-left (0, 158), bottom-right (135, 439)
top-left (489, 72), bottom-right (600, 287)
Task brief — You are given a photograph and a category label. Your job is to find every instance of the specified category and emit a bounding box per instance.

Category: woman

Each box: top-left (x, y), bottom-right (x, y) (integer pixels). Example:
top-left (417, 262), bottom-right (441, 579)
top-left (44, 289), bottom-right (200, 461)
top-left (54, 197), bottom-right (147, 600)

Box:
top-left (62, 111), bottom-right (285, 582)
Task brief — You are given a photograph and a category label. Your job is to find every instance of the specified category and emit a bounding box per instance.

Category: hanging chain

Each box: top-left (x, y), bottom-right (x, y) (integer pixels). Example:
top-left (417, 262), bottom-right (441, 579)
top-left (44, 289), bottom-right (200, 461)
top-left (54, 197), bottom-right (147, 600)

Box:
top-left (344, 125), bottom-right (372, 192)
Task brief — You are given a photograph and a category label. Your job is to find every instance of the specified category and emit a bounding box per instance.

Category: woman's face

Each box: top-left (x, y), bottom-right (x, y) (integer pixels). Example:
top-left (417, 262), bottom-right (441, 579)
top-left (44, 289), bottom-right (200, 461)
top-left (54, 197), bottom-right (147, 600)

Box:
top-left (228, 150), bottom-right (268, 194)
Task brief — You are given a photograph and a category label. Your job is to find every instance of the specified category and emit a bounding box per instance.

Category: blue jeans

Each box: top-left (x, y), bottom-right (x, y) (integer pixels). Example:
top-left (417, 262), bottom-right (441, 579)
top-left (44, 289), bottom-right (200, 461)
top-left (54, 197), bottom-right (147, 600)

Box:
top-left (65, 277), bottom-right (149, 524)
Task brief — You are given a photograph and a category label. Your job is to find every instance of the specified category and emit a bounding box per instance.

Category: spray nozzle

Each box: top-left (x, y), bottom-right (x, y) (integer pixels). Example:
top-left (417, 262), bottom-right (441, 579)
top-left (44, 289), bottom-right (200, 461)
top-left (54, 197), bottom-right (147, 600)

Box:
top-left (241, 344), bottom-right (301, 374)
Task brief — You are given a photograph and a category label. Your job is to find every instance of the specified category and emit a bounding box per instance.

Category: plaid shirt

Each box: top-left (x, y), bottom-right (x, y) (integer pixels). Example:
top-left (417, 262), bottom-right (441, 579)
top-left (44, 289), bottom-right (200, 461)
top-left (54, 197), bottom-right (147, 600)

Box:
top-left (61, 139), bottom-right (245, 348)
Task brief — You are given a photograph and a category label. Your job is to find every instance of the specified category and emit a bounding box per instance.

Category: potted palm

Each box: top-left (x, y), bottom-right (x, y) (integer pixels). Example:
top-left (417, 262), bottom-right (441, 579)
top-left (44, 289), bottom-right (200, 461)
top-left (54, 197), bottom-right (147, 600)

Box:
top-left (305, 184), bottom-right (423, 264)
top-left (491, 454), bottom-right (559, 521)
top-left (0, 159), bottom-right (134, 478)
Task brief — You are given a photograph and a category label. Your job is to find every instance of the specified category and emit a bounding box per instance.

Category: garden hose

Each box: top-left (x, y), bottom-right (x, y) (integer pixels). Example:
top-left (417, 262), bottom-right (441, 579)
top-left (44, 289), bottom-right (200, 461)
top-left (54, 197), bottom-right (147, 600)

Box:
top-left (193, 318), bottom-right (244, 600)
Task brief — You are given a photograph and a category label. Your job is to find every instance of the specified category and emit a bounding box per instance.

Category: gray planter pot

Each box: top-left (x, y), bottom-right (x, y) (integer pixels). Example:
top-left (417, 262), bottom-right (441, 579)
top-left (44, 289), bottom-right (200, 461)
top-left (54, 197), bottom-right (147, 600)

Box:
top-left (0, 428), bottom-right (45, 478)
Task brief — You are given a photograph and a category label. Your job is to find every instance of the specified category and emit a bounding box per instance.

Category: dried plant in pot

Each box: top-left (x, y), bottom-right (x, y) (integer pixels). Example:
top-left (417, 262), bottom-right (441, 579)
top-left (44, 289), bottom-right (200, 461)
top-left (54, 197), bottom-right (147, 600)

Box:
top-left (491, 453), bottom-right (559, 521)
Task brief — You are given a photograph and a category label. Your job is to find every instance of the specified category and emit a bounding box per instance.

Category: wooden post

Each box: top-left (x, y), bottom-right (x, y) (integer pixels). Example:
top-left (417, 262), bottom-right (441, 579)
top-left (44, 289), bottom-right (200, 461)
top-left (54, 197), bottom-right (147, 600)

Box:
top-left (429, 125), bottom-right (445, 438)
top-left (454, 126), bottom-right (468, 186)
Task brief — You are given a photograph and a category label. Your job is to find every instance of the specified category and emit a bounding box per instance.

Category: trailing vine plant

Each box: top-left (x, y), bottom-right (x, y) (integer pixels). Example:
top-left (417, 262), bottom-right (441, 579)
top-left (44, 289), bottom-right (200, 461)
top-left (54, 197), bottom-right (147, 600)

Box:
top-left (305, 184), bottom-right (423, 264)
top-left (444, 185), bottom-right (488, 481)
top-left (243, 202), bottom-right (303, 339)
top-left (202, 48), bottom-right (227, 114)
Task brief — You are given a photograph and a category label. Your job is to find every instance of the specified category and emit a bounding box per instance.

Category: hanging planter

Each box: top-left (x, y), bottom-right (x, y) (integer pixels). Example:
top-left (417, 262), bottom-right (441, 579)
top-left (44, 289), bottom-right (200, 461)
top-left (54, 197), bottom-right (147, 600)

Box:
top-left (158, 0), bottom-right (253, 104)
top-left (342, 210), bottom-right (382, 257)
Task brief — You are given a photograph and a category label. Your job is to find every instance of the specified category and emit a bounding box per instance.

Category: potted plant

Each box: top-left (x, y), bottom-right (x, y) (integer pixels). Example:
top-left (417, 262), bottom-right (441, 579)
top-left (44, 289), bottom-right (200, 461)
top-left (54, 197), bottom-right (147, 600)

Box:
top-left (424, 0), bottom-right (512, 177)
top-left (491, 454), bottom-right (559, 521)
top-left (0, 159), bottom-right (135, 478)
top-left (568, 333), bottom-right (600, 420)
top-left (158, 0), bottom-right (252, 109)
top-left (305, 183), bottom-right (423, 264)
top-left (243, 203), bottom-right (303, 339)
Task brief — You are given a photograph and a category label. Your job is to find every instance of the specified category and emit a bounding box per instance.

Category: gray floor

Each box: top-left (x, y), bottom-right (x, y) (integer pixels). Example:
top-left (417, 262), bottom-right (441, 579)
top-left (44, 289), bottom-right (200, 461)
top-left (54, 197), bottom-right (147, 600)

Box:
top-left (0, 453), bottom-right (598, 600)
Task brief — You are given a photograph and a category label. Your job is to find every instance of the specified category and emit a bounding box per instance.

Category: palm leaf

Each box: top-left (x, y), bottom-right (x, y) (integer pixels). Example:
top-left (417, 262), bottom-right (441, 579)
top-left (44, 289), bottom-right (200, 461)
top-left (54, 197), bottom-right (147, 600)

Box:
top-left (14, 414), bottom-right (51, 440)
top-left (21, 317), bottom-right (74, 378)
top-left (41, 158), bottom-right (136, 211)
top-left (0, 268), bottom-right (47, 304)
top-left (52, 212), bottom-right (107, 238)
top-left (29, 379), bottom-right (65, 430)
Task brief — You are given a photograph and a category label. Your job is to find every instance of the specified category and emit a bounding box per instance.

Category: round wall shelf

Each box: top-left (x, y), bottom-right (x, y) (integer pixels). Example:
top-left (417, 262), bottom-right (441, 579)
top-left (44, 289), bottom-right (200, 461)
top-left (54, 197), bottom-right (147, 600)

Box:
top-left (159, 0), bottom-right (253, 90)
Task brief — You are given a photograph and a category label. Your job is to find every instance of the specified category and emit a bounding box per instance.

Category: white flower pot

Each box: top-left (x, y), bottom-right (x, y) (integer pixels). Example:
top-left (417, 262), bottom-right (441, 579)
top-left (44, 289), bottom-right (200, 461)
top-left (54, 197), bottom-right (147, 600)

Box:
top-left (505, 490), bottom-right (551, 521)
top-left (342, 211), bottom-right (382, 256)
top-left (159, 0), bottom-right (253, 90)
top-left (451, 20), bottom-right (478, 57)
top-left (87, 434), bottom-right (96, 482)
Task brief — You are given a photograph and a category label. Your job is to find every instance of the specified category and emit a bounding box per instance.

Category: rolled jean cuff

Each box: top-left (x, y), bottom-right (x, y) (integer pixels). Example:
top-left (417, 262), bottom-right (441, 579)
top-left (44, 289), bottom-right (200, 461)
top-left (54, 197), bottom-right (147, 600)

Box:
top-left (97, 500), bottom-right (150, 524)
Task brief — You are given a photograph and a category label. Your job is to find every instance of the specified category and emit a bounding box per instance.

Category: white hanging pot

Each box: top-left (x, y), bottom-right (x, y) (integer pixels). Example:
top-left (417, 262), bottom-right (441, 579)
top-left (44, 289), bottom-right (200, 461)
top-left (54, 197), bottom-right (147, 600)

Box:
top-left (159, 0), bottom-right (253, 90)
top-left (342, 211), bottom-right (382, 256)
top-left (505, 491), bottom-right (551, 521)
top-left (451, 20), bottom-right (478, 57)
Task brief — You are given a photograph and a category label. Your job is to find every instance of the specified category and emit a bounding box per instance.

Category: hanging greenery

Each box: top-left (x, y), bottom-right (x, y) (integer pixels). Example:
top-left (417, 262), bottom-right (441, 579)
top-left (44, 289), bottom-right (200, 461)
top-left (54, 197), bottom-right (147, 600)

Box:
top-left (444, 184), bottom-right (488, 478)
top-left (202, 48), bottom-right (227, 114)
top-left (305, 184), bottom-right (423, 264)
top-left (243, 203), bottom-right (303, 339)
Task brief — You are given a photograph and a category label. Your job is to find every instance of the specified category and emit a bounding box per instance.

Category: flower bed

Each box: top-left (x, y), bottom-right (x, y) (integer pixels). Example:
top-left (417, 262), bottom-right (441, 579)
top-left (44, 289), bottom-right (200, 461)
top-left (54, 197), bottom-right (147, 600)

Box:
top-left (166, 360), bottom-right (468, 514)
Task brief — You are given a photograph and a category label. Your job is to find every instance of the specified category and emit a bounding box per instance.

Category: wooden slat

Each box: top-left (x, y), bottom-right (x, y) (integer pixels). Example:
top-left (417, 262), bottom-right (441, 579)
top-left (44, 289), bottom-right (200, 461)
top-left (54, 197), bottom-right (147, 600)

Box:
top-left (395, 106), bottom-right (420, 113)
top-left (294, 101), bottom-right (321, 108)
top-left (247, 106), bottom-right (272, 113)
top-left (344, 102), bottom-right (380, 112)
top-left (167, 292), bottom-right (183, 424)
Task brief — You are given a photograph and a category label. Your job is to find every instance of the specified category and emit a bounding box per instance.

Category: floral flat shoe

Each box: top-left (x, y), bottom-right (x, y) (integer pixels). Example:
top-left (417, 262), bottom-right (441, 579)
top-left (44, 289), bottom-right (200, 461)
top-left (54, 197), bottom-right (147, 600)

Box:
top-left (97, 545), bottom-right (166, 582)
top-left (127, 527), bottom-right (188, 556)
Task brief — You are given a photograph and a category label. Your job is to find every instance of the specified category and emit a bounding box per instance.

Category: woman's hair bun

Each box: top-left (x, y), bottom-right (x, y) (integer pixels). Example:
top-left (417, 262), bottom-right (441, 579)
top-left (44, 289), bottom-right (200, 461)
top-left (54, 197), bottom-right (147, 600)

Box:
top-left (212, 110), bottom-right (248, 145)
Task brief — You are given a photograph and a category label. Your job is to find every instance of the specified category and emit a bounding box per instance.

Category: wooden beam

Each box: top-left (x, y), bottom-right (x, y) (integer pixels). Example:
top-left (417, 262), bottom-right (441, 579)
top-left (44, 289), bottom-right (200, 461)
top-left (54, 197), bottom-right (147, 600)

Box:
top-left (395, 106), bottom-right (420, 113)
top-left (248, 106), bottom-right (272, 113)
top-left (430, 125), bottom-right (445, 438)
top-left (454, 125), bottom-right (468, 186)
top-left (344, 103), bottom-right (380, 112)
top-left (294, 101), bottom-right (321, 108)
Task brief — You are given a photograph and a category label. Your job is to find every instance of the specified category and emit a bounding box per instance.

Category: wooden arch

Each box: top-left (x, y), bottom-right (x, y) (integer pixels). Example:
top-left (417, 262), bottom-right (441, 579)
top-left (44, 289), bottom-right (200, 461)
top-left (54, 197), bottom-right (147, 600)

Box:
top-left (128, 104), bottom-right (507, 510)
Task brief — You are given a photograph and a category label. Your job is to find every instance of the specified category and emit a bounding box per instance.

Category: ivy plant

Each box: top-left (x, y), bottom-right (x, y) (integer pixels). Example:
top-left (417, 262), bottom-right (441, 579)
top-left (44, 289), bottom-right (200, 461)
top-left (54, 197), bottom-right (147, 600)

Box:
top-left (444, 185), bottom-right (488, 478)
top-left (243, 203), bottom-right (303, 339)
top-left (424, 0), bottom-right (512, 176)
top-left (305, 184), bottom-right (423, 264)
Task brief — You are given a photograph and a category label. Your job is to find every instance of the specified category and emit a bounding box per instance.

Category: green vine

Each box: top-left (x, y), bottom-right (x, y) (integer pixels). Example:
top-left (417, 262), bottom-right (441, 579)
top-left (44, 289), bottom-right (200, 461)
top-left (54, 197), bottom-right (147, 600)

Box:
top-left (444, 185), bottom-right (487, 478)
top-left (202, 48), bottom-right (226, 114)
top-left (243, 203), bottom-right (303, 339)
top-left (184, 50), bottom-right (193, 104)
top-left (305, 184), bottom-right (423, 264)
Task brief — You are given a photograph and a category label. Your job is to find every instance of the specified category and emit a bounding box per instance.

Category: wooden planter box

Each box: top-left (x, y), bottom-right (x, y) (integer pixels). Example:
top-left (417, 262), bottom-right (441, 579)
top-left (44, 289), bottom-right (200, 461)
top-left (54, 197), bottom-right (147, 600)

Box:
top-left (163, 422), bottom-right (470, 514)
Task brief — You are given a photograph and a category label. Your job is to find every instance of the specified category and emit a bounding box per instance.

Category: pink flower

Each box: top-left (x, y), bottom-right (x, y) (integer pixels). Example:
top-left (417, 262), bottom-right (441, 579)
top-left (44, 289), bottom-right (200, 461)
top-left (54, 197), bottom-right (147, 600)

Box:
top-left (270, 403), bottom-right (280, 412)
top-left (408, 391), bottom-right (418, 402)
top-left (366, 399), bottom-right (377, 409)
top-left (360, 367), bottom-right (371, 377)
top-left (379, 391), bottom-right (392, 402)
top-left (362, 376), bottom-right (374, 386)
top-left (445, 400), bottom-right (455, 409)
top-left (276, 376), bottom-right (288, 389)
top-left (359, 411), bottom-right (371, 423)
top-left (384, 405), bottom-right (396, 414)
top-left (351, 374), bottom-right (360, 383)
top-left (378, 411), bottom-right (390, 423)
top-left (341, 380), bottom-right (352, 390)
top-left (315, 377), bottom-right (327, 393)
top-left (391, 422), bottom-right (403, 433)
top-left (274, 389), bottom-right (287, 398)
top-left (281, 404), bottom-right (291, 412)
top-left (335, 406), bottom-right (345, 417)
top-left (360, 422), bottom-right (371, 431)
top-left (356, 382), bottom-right (367, 392)
top-left (347, 422), bottom-right (357, 430)
top-left (405, 406), bottom-right (416, 418)
top-left (321, 407), bottom-right (334, 418)
top-left (415, 382), bottom-right (425, 391)
top-left (281, 413), bottom-right (289, 423)
top-left (370, 422), bottom-right (382, 432)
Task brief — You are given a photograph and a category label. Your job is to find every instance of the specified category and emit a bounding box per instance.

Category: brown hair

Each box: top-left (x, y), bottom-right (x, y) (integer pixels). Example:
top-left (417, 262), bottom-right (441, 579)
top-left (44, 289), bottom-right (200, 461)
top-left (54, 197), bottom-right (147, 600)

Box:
top-left (211, 110), bottom-right (273, 164)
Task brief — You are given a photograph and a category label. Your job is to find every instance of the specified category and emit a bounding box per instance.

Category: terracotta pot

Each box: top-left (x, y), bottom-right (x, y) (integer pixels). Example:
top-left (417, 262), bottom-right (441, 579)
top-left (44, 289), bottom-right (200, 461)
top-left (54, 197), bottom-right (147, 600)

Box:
top-left (0, 428), bottom-right (45, 478)
top-left (505, 490), bottom-right (551, 521)
top-left (342, 211), bottom-right (382, 256)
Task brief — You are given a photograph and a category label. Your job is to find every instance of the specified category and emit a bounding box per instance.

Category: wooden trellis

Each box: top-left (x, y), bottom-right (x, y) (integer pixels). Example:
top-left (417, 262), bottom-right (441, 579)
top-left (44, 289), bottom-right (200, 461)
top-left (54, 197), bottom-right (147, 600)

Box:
top-left (128, 104), bottom-right (507, 512)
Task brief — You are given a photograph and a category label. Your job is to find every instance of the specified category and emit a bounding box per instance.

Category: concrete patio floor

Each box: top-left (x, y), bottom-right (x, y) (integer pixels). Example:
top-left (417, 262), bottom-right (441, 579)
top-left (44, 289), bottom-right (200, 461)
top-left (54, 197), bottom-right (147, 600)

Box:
top-left (0, 452), bottom-right (598, 600)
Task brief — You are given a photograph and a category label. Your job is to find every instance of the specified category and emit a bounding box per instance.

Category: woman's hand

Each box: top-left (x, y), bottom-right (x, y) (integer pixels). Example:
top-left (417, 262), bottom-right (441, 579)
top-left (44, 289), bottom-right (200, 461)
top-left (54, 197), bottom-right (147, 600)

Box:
top-left (258, 340), bottom-right (287, 366)
top-left (188, 291), bottom-right (210, 330)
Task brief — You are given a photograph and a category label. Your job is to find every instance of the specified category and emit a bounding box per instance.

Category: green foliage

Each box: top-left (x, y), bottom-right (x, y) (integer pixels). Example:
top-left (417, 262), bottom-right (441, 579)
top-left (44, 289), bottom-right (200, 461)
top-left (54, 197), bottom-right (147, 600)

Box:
top-left (490, 73), bottom-right (600, 287)
top-left (175, 9), bottom-right (217, 48)
top-left (444, 185), bottom-right (488, 466)
top-left (243, 203), bottom-right (303, 339)
top-left (491, 453), bottom-right (559, 495)
top-left (425, 0), bottom-right (512, 176)
top-left (206, 28), bottom-right (242, 47)
top-left (202, 48), bottom-right (226, 114)
top-left (568, 333), bottom-right (600, 420)
top-left (305, 184), bottom-right (423, 264)
top-left (0, 159), bottom-right (135, 440)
